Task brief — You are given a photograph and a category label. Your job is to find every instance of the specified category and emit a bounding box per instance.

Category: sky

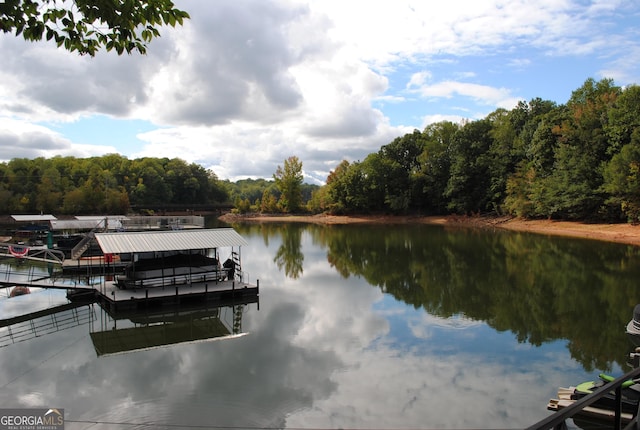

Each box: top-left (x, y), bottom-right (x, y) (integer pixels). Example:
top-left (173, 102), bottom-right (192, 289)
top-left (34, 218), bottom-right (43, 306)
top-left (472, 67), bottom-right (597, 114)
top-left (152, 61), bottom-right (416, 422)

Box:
top-left (1, 0), bottom-right (639, 185)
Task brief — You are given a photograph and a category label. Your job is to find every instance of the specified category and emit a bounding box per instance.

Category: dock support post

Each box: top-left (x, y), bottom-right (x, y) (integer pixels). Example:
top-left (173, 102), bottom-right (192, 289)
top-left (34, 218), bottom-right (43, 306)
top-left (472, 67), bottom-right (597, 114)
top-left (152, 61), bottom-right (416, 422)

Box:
top-left (145, 290), bottom-right (148, 300)
top-left (257, 279), bottom-right (259, 295)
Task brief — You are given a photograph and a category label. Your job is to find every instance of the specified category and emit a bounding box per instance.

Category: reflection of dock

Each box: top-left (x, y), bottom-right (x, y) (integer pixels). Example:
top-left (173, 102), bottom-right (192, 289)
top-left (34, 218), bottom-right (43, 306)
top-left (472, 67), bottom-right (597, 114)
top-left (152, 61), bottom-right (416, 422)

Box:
top-left (90, 296), bottom-right (258, 356)
top-left (0, 300), bottom-right (95, 347)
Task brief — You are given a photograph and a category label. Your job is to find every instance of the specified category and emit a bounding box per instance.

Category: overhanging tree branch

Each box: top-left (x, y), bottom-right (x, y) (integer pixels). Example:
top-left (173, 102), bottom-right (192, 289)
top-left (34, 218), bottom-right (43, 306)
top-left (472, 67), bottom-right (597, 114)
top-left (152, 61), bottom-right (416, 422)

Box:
top-left (0, 0), bottom-right (190, 55)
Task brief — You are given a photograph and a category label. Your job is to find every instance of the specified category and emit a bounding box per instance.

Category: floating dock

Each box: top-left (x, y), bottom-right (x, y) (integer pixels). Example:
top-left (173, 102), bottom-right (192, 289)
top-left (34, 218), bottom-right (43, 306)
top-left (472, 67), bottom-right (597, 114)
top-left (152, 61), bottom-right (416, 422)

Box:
top-left (90, 278), bottom-right (258, 313)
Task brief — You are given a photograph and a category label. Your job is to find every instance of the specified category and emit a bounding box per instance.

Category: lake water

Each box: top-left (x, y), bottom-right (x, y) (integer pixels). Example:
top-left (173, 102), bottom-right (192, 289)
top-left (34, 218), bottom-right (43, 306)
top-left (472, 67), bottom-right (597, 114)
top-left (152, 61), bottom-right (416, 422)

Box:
top-left (1, 221), bottom-right (640, 429)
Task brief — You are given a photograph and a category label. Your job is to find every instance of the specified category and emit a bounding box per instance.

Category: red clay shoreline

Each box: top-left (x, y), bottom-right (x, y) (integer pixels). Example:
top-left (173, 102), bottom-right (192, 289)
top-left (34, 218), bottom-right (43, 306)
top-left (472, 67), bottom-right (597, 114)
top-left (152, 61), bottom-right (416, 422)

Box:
top-left (218, 213), bottom-right (640, 247)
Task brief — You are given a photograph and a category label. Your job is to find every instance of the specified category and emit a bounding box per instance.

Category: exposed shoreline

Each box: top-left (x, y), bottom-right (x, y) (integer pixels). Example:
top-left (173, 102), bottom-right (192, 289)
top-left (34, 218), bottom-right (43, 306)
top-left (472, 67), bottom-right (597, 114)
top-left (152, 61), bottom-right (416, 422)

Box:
top-left (219, 213), bottom-right (640, 247)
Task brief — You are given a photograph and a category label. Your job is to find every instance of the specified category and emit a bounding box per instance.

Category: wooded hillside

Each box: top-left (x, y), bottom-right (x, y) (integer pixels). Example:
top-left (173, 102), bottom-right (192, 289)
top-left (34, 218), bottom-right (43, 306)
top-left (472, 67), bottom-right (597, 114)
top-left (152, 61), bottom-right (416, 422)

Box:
top-left (311, 78), bottom-right (640, 222)
top-left (0, 155), bottom-right (228, 214)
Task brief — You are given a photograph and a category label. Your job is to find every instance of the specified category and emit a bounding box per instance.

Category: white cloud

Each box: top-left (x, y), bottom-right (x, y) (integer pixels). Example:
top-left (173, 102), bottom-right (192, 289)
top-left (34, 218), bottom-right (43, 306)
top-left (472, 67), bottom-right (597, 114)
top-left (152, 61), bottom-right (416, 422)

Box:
top-left (408, 77), bottom-right (521, 108)
top-left (406, 71), bottom-right (431, 89)
top-left (133, 113), bottom-right (404, 183)
top-left (0, 118), bottom-right (116, 161)
top-left (508, 58), bottom-right (532, 69)
top-left (143, 1), bottom-right (317, 127)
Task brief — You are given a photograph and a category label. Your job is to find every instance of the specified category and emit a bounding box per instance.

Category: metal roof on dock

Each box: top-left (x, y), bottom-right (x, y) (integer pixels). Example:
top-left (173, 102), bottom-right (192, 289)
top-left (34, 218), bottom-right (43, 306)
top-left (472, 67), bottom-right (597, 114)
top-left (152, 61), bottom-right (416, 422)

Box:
top-left (94, 228), bottom-right (248, 254)
top-left (11, 214), bottom-right (57, 222)
top-left (50, 218), bottom-right (123, 231)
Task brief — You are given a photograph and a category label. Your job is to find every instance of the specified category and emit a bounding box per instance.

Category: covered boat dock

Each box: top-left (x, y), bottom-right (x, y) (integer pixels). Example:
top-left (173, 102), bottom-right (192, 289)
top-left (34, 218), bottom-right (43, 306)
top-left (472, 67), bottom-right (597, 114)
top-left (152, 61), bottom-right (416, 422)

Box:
top-left (90, 228), bottom-right (259, 312)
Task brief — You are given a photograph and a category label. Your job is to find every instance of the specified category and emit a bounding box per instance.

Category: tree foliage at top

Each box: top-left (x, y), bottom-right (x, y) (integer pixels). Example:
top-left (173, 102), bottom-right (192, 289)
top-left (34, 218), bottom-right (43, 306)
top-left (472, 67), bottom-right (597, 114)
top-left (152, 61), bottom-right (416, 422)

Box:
top-left (0, 0), bottom-right (190, 55)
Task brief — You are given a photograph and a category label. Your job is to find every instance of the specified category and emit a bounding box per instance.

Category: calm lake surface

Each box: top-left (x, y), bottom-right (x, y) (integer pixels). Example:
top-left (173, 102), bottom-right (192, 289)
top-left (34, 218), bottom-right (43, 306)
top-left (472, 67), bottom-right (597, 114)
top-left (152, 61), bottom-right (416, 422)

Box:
top-left (2, 221), bottom-right (640, 429)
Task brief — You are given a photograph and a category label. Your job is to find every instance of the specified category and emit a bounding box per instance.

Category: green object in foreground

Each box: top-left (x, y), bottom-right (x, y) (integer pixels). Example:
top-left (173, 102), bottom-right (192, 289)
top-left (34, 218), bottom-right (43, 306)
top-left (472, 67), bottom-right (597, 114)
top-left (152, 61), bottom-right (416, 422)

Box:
top-left (576, 373), bottom-right (636, 394)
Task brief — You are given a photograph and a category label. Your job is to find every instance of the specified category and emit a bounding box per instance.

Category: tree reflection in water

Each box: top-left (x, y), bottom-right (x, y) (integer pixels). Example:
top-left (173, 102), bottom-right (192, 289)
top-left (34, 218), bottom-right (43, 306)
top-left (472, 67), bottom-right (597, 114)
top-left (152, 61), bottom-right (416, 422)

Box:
top-left (233, 220), bottom-right (640, 372)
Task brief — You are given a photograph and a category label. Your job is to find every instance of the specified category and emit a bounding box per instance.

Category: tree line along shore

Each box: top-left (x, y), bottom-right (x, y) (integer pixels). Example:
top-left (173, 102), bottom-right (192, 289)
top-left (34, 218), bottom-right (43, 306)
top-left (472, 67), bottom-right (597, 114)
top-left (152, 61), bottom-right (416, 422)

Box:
top-left (2, 78), bottom-right (640, 230)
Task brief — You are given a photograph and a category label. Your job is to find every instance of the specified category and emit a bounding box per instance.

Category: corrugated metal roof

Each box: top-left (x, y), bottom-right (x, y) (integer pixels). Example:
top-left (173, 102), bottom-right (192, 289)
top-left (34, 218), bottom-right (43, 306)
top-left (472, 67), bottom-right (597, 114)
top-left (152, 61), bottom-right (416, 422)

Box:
top-left (50, 219), bottom-right (123, 231)
top-left (11, 214), bottom-right (57, 222)
top-left (94, 228), bottom-right (248, 254)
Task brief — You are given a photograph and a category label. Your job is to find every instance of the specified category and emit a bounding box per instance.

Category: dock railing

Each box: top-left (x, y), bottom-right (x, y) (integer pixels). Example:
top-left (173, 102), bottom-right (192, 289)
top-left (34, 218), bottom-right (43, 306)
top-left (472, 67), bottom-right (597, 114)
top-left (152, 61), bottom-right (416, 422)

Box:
top-left (526, 362), bottom-right (640, 430)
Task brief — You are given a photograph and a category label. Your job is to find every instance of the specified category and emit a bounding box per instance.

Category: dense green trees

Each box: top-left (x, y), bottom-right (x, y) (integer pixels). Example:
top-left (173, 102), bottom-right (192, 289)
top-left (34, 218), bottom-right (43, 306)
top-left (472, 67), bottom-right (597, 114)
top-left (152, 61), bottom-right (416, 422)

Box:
top-left (219, 162), bottom-right (319, 214)
top-left (445, 119), bottom-right (494, 213)
top-left (0, 155), bottom-right (228, 214)
top-left (315, 77), bottom-right (640, 222)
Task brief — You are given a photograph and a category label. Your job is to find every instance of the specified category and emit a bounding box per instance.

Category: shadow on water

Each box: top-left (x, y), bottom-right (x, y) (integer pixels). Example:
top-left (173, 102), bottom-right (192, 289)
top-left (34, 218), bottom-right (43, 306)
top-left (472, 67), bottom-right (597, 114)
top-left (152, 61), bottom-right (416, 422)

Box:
top-left (231, 220), bottom-right (640, 372)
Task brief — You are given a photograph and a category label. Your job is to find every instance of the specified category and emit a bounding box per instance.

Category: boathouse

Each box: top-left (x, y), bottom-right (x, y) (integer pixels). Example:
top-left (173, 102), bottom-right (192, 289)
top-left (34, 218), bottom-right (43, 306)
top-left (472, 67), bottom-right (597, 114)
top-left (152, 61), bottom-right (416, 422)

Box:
top-left (90, 228), bottom-right (258, 312)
